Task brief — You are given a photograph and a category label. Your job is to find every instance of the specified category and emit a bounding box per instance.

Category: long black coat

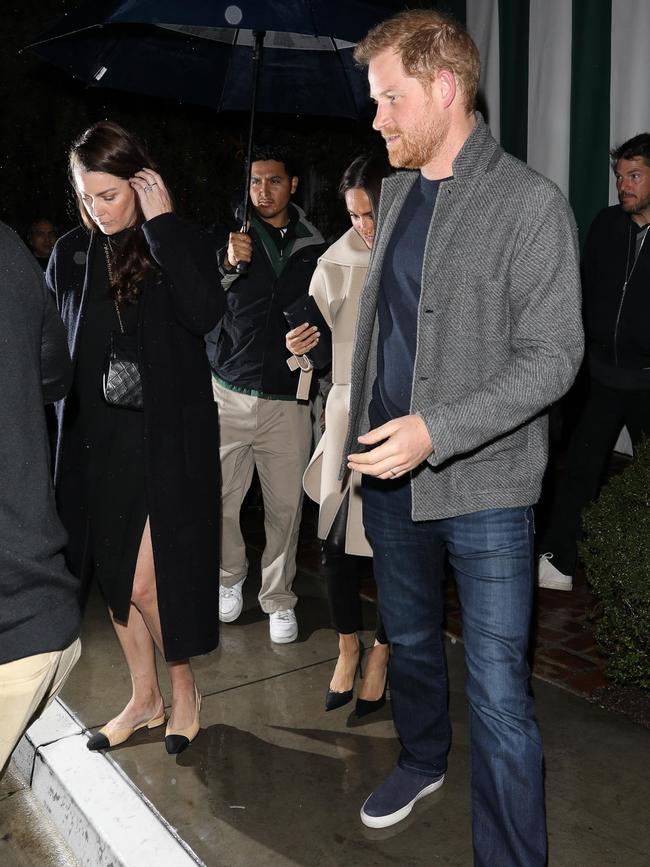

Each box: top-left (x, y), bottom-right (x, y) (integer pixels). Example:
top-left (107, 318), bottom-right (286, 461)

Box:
top-left (48, 213), bottom-right (223, 662)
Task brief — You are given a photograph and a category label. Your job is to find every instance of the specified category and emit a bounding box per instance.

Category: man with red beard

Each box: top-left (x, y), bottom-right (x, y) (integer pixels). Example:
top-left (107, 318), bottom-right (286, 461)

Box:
top-left (343, 9), bottom-right (583, 865)
top-left (539, 133), bottom-right (650, 592)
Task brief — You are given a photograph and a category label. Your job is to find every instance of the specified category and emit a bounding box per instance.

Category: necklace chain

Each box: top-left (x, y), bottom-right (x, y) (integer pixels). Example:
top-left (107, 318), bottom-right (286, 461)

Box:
top-left (103, 241), bottom-right (125, 334)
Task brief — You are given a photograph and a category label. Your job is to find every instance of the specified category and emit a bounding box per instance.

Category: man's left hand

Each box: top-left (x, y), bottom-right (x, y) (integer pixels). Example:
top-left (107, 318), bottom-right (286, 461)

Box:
top-left (347, 414), bottom-right (434, 479)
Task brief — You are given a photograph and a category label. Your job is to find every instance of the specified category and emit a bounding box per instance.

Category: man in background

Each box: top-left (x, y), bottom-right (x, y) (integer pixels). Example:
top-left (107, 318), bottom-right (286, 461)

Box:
top-left (539, 133), bottom-right (650, 590)
top-left (27, 217), bottom-right (58, 270)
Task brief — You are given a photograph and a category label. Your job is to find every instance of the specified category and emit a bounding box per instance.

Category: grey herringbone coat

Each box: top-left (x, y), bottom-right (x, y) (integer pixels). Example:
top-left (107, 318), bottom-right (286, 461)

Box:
top-left (342, 115), bottom-right (584, 520)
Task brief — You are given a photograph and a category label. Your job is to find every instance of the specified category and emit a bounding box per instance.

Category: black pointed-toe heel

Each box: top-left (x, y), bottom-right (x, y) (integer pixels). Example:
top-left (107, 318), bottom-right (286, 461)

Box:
top-left (355, 680), bottom-right (387, 718)
top-left (325, 684), bottom-right (354, 711)
top-left (325, 643), bottom-right (364, 712)
top-left (165, 686), bottom-right (201, 755)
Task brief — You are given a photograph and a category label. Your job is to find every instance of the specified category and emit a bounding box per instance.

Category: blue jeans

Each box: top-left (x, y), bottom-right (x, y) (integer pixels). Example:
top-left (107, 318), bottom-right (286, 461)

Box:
top-left (362, 477), bottom-right (546, 867)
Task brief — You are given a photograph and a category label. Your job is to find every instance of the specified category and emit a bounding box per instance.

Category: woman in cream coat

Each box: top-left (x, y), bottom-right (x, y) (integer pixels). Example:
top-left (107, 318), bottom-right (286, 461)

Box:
top-left (287, 154), bottom-right (392, 716)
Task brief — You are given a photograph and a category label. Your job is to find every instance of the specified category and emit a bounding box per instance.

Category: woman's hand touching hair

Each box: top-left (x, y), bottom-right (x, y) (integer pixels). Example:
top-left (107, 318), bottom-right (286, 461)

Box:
top-left (130, 169), bottom-right (172, 222)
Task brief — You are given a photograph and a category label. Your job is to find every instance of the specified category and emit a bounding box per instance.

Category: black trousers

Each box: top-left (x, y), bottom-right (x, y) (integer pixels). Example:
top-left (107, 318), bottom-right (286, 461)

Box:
top-left (541, 377), bottom-right (650, 574)
top-left (322, 493), bottom-right (387, 644)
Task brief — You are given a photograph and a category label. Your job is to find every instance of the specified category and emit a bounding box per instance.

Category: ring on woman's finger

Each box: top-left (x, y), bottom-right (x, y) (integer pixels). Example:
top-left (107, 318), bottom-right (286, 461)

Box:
top-left (143, 184), bottom-right (153, 193)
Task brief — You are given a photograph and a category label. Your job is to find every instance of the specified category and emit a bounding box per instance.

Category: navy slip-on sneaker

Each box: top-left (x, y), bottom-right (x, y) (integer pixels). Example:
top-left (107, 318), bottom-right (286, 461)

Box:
top-left (360, 766), bottom-right (445, 829)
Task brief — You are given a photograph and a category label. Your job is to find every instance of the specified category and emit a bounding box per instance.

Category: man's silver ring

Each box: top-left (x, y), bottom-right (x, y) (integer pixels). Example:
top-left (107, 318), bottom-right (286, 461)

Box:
top-left (143, 184), bottom-right (153, 193)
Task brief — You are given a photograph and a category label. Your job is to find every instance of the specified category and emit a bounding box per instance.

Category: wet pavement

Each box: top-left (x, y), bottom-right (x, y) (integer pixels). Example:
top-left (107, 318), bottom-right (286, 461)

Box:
top-left (0, 766), bottom-right (78, 867)
top-left (53, 523), bottom-right (649, 867)
top-left (4, 501), bottom-right (649, 865)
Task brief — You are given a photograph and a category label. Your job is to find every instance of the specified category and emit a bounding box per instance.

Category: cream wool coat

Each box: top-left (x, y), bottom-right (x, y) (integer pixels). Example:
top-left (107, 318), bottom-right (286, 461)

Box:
top-left (299, 227), bottom-right (372, 557)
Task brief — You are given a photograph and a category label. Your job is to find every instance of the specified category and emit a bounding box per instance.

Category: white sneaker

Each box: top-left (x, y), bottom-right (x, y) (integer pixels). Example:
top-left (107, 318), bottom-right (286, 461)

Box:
top-left (219, 578), bottom-right (245, 622)
top-left (269, 609), bottom-right (298, 644)
top-left (538, 553), bottom-right (573, 591)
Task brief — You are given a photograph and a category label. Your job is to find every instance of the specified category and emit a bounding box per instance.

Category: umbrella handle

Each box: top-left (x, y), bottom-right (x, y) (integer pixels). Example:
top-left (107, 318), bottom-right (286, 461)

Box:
top-left (237, 31), bottom-right (265, 276)
top-left (235, 221), bottom-right (250, 274)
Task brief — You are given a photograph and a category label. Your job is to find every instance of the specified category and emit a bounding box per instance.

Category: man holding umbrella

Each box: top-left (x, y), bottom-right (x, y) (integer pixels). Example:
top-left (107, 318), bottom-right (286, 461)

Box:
top-left (205, 145), bottom-right (325, 643)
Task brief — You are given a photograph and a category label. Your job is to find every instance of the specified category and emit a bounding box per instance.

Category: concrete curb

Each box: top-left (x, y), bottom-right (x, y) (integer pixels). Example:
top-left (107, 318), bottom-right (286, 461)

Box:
top-left (10, 699), bottom-right (203, 867)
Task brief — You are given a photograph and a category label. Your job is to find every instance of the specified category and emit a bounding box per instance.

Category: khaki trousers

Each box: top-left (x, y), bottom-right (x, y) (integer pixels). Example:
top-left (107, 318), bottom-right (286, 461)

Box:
top-left (213, 379), bottom-right (312, 613)
top-left (0, 638), bottom-right (81, 775)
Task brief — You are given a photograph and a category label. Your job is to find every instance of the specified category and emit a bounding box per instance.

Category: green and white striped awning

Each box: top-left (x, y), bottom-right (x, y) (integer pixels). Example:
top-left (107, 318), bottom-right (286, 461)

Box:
top-left (441, 0), bottom-right (650, 246)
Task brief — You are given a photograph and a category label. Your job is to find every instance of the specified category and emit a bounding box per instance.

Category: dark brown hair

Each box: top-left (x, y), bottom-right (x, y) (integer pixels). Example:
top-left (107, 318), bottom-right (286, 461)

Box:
top-left (69, 121), bottom-right (161, 303)
top-left (354, 9), bottom-right (480, 114)
top-left (338, 151), bottom-right (392, 220)
top-left (611, 133), bottom-right (650, 169)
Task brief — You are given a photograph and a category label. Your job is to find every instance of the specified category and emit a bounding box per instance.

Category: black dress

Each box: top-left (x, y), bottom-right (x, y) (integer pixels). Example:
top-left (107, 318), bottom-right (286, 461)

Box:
top-left (72, 231), bottom-right (146, 621)
top-left (51, 214), bottom-right (223, 662)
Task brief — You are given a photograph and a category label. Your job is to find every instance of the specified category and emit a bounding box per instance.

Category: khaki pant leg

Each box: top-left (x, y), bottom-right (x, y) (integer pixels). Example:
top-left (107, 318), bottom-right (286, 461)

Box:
top-left (213, 379), bottom-right (257, 587)
top-left (254, 398), bottom-right (312, 613)
top-left (45, 638), bottom-right (82, 709)
top-left (0, 638), bottom-right (81, 775)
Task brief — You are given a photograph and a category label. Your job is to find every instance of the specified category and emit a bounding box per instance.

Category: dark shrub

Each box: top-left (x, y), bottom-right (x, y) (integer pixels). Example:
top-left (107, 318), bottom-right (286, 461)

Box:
top-left (580, 439), bottom-right (650, 688)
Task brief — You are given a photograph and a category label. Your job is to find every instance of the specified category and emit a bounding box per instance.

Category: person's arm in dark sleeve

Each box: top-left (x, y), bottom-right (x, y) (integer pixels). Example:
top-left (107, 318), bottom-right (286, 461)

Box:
top-left (40, 277), bottom-right (72, 404)
top-left (142, 213), bottom-right (225, 335)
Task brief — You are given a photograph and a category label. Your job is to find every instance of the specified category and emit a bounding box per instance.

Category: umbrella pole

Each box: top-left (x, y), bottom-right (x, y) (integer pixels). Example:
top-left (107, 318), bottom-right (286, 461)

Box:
top-left (236, 30), bottom-right (265, 275)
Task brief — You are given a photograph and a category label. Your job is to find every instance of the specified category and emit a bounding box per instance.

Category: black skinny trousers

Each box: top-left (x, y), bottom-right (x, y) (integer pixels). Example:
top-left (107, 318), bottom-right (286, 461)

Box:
top-left (322, 493), bottom-right (387, 644)
top-left (542, 377), bottom-right (650, 574)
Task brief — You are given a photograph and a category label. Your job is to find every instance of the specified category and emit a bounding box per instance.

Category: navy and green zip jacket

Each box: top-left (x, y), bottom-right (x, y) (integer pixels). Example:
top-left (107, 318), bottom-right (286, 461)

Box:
top-left (205, 202), bottom-right (325, 397)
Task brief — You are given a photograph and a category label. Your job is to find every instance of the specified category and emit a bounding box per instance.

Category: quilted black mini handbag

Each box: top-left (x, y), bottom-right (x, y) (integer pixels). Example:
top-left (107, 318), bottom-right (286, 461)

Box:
top-left (103, 329), bottom-right (143, 411)
top-left (102, 242), bottom-right (143, 411)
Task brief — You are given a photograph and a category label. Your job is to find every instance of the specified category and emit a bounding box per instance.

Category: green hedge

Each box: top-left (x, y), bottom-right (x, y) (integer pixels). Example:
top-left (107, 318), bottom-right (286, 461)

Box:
top-left (580, 440), bottom-right (650, 689)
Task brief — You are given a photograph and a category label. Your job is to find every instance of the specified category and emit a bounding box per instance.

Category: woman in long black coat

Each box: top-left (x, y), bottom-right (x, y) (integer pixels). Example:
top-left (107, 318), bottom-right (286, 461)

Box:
top-left (49, 121), bottom-right (223, 754)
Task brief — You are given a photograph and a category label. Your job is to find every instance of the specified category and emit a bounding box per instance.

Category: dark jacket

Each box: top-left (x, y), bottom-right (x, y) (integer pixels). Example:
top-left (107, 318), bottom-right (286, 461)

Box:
top-left (205, 203), bottom-right (326, 396)
top-left (583, 205), bottom-right (650, 373)
top-left (48, 214), bottom-right (223, 662)
top-left (0, 221), bottom-right (80, 665)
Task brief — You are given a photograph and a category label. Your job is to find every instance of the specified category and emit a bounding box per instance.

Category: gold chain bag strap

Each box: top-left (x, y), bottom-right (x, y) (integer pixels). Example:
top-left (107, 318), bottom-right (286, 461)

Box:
top-left (102, 241), bottom-right (144, 411)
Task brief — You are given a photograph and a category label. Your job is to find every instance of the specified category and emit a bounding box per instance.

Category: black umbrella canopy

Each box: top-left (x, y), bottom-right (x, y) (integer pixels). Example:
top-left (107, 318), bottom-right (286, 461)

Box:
top-left (30, 26), bottom-right (367, 119)
top-left (31, 0), bottom-right (402, 43)
top-left (27, 0), bottom-right (406, 118)
top-left (27, 0), bottom-right (406, 256)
